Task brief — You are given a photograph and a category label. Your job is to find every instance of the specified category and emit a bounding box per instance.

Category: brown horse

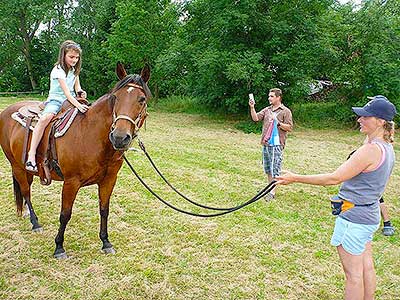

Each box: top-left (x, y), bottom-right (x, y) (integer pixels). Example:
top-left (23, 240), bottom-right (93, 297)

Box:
top-left (0, 63), bottom-right (150, 258)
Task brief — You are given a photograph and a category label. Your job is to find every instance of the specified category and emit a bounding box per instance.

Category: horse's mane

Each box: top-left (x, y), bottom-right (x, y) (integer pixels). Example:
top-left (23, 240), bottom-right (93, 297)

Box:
top-left (110, 74), bottom-right (152, 98)
top-left (91, 74), bottom-right (152, 107)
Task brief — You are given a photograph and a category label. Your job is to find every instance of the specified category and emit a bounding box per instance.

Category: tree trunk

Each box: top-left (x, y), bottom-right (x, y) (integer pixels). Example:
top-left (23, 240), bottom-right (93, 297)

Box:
top-left (18, 8), bottom-right (40, 91)
top-left (22, 46), bottom-right (37, 90)
top-left (26, 59), bottom-right (38, 90)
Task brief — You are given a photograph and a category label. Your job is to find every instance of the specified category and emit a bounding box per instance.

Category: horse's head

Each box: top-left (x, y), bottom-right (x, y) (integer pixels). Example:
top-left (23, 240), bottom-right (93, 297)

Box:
top-left (109, 63), bottom-right (151, 150)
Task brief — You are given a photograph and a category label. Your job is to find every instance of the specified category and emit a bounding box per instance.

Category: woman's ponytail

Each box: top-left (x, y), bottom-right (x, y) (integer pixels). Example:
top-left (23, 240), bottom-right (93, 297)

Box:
top-left (383, 121), bottom-right (395, 143)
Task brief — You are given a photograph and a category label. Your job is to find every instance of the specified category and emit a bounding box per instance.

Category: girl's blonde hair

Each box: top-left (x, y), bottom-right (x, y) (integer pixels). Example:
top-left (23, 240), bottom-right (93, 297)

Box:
top-left (383, 120), bottom-right (395, 143)
top-left (56, 40), bottom-right (82, 76)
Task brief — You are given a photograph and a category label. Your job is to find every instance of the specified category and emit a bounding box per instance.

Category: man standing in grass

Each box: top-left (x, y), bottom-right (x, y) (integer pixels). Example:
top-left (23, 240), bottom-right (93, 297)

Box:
top-left (249, 88), bottom-right (293, 200)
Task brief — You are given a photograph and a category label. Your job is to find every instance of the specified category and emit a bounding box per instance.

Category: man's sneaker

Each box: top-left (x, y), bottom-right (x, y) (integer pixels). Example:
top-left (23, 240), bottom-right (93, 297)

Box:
top-left (382, 226), bottom-right (395, 236)
top-left (264, 193), bottom-right (275, 202)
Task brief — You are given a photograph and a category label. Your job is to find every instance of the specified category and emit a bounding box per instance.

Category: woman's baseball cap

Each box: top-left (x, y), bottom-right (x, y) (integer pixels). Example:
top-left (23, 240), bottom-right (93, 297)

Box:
top-left (352, 95), bottom-right (397, 121)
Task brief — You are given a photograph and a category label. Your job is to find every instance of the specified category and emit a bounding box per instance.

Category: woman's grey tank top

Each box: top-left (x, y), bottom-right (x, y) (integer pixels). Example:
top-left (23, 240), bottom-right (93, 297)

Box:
top-left (338, 140), bottom-right (395, 225)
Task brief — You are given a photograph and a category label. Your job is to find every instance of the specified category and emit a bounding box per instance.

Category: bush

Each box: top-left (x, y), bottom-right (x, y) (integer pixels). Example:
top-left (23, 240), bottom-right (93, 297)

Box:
top-left (292, 102), bottom-right (355, 128)
top-left (151, 96), bottom-right (208, 114)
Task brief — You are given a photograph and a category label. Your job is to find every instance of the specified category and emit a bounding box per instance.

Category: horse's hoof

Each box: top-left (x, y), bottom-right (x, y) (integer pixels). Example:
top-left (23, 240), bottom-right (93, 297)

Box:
top-left (101, 247), bottom-right (116, 255)
top-left (54, 251), bottom-right (68, 260)
top-left (32, 226), bottom-right (43, 233)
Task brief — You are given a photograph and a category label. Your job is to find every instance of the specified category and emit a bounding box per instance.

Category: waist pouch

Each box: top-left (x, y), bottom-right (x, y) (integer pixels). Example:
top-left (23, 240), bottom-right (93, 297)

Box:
top-left (330, 195), bottom-right (374, 216)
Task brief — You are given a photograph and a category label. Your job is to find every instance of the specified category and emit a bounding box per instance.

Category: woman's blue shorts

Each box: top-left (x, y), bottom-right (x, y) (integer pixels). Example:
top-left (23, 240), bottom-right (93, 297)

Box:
top-left (330, 217), bottom-right (379, 255)
top-left (42, 99), bottom-right (64, 115)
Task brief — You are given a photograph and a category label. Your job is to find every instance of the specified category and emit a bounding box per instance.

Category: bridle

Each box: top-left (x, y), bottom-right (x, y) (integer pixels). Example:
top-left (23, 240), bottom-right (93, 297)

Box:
top-left (110, 83), bottom-right (148, 136)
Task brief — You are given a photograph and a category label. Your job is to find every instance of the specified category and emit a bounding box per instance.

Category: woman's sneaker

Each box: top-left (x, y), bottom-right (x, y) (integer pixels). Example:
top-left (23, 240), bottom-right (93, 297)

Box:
top-left (382, 226), bottom-right (395, 236)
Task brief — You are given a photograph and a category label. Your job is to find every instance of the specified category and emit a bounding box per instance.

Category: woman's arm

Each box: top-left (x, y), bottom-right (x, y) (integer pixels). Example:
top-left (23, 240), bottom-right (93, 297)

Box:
top-left (276, 143), bottom-right (381, 186)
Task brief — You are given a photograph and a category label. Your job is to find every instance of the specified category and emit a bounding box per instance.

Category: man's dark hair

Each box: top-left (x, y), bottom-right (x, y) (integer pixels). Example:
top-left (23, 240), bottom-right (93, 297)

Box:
top-left (269, 88), bottom-right (282, 99)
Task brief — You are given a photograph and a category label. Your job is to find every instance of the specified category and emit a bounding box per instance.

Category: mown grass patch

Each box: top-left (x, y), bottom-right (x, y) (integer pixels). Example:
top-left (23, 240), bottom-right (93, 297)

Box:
top-left (0, 96), bottom-right (399, 300)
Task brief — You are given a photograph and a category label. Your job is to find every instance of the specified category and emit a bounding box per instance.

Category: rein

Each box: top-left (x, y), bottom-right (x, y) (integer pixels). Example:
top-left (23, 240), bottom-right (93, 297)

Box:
top-left (123, 139), bottom-right (277, 217)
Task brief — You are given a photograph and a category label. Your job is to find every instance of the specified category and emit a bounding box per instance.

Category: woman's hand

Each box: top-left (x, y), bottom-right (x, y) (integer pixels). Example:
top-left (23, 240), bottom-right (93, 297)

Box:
top-left (275, 170), bottom-right (297, 185)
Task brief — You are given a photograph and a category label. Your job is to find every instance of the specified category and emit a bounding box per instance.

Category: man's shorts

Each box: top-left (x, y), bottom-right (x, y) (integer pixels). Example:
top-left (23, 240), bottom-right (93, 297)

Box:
top-left (42, 99), bottom-right (64, 115)
top-left (330, 217), bottom-right (379, 255)
top-left (262, 145), bottom-right (283, 177)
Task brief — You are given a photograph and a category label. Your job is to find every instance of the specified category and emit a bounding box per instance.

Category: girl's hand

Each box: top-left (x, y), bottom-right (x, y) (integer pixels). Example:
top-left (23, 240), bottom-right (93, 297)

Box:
top-left (77, 90), bottom-right (87, 99)
top-left (275, 170), bottom-right (297, 185)
top-left (77, 103), bottom-right (89, 113)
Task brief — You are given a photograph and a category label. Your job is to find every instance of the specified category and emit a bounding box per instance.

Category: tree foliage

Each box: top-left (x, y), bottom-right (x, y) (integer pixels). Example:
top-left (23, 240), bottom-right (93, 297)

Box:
top-left (0, 0), bottom-right (61, 91)
top-left (0, 0), bottom-right (398, 117)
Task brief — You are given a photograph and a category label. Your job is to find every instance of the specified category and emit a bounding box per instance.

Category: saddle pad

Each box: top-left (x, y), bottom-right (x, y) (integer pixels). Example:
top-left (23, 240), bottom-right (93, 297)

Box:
top-left (11, 107), bottom-right (79, 138)
top-left (12, 112), bottom-right (36, 130)
top-left (54, 108), bottom-right (78, 138)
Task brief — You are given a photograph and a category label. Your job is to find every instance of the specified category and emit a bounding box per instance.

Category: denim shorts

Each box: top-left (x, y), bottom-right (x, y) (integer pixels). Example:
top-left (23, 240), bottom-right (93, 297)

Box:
top-left (262, 145), bottom-right (283, 177)
top-left (42, 99), bottom-right (64, 115)
top-left (330, 217), bottom-right (379, 255)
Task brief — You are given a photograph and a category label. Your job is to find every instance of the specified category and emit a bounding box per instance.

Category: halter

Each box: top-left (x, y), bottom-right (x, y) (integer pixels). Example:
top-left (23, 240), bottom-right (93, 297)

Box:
top-left (111, 83), bottom-right (148, 135)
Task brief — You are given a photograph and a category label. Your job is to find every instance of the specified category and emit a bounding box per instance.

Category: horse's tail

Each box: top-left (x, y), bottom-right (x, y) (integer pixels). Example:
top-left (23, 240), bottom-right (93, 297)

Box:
top-left (13, 175), bottom-right (24, 216)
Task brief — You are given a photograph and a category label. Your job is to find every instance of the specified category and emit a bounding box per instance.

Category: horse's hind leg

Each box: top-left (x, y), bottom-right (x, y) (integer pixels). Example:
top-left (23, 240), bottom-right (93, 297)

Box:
top-left (12, 168), bottom-right (42, 232)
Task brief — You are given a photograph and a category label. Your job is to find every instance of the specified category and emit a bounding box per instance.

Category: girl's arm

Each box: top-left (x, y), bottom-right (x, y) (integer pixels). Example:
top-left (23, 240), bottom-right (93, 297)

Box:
top-left (74, 76), bottom-right (87, 98)
top-left (58, 78), bottom-right (88, 113)
top-left (276, 143), bottom-right (381, 186)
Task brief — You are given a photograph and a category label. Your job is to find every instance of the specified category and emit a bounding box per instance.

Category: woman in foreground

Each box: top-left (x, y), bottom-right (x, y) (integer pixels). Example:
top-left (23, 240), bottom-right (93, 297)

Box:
top-left (276, 95), bottom-right (396, 300)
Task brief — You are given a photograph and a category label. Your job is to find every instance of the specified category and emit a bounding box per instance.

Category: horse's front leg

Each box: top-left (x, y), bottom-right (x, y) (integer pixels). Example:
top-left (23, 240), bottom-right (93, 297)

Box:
top-left (98, 175), bottom-right (118, 254)
top-left (54, 180), bottom-right (80, 259)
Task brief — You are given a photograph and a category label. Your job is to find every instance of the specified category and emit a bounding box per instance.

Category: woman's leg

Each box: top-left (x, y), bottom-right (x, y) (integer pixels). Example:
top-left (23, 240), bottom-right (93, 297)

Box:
top-left (27, 113), bottom-right (54, 164)
top-left (362, 242), bottom-right (376, 300)
top-left (337, 245), bottom-right (364, 300)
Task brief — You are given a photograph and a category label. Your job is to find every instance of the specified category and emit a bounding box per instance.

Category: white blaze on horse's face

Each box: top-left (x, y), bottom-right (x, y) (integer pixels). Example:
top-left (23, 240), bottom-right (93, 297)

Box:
top-left (109, 84), bottom-right (147, 150)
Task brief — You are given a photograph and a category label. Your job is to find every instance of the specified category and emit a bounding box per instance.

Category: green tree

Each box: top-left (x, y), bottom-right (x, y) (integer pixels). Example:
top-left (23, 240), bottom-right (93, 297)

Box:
top-left (67, 0), bottom-right (118, 97)
top-left (317, 0), bottom-right (400, 111)
top-left (157, 0), bottom-right (335, 113)
top-left (106, 0), bottom-right (179, 98)
top-left (0, 0), bottom-right (62, 91)
top-left (352, 0), bottom-right (400, 103)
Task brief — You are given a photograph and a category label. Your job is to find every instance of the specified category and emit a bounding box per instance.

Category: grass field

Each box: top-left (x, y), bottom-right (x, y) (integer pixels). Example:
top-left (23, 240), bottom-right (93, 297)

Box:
top-left (0, 96), bottom-right (399, 300)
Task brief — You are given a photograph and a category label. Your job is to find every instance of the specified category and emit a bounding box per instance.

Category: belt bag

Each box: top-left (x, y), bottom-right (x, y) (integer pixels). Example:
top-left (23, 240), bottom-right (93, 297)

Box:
top-left (330, 196), bottom-right (374, 216)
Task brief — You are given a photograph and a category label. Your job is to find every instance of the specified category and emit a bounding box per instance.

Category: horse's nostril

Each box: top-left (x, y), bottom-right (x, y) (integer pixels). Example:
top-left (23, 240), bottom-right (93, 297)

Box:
top-left (123, 134), bottom-right (132, 144)
top-left (109, 129), bottom-right (132, 150)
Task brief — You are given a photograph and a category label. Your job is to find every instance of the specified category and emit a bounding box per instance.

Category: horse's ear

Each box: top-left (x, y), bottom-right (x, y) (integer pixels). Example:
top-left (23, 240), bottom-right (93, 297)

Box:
top-left (140, 64), bottom-right (151, 83)
top-left (116, 62), bottom-right (128, 80)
